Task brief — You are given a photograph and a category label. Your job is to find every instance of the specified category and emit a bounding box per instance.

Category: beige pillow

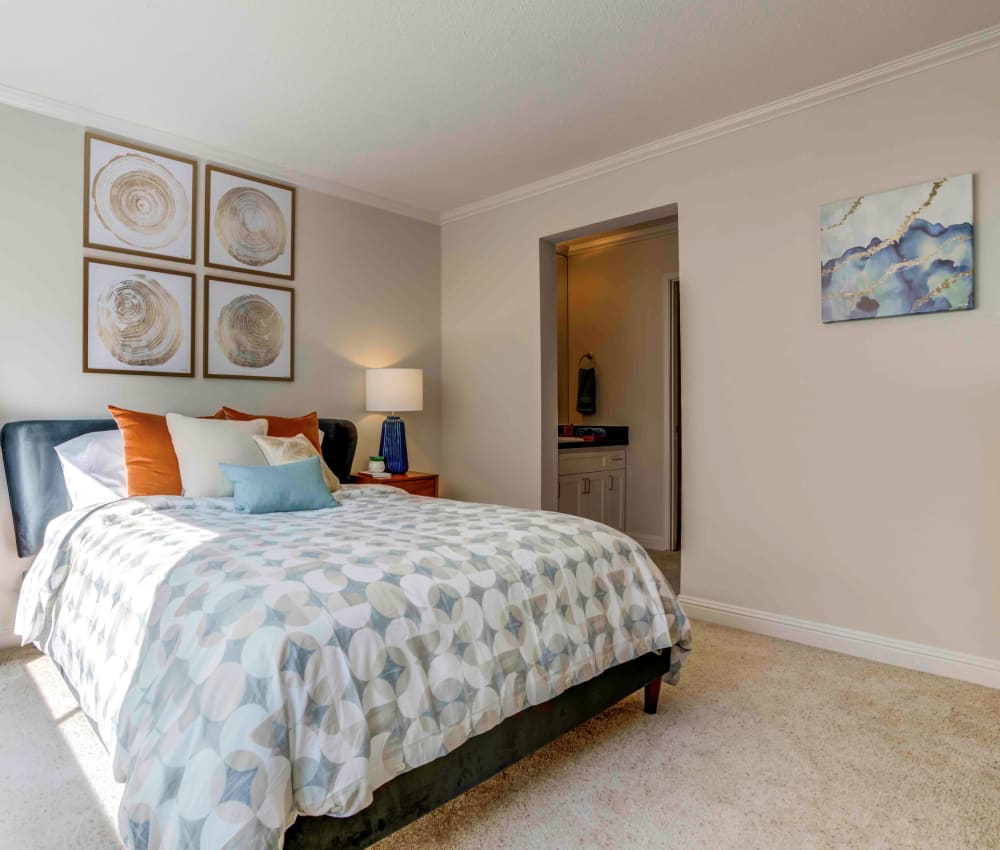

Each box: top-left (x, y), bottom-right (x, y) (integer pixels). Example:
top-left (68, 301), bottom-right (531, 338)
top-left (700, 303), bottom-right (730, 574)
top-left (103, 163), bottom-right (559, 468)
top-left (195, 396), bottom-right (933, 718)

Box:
top-left (165, 414), bottom-right (268, 498)
top-left (253, 433), bottom-right (341, 492)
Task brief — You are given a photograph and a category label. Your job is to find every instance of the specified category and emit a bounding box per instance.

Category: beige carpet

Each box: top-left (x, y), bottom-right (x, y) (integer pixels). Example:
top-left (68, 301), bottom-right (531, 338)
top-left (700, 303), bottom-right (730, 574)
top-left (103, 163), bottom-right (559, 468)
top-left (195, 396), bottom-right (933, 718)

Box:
top-left (1, 622), bottom-right (997, 850)
top-left (645, 548), bottom-right (680, 595)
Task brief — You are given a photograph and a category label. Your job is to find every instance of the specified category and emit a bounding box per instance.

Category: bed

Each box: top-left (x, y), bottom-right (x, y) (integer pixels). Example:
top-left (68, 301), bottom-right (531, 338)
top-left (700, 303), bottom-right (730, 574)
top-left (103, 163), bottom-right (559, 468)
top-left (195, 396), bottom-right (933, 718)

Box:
top-left (2, 417), bottom-right (691, 850)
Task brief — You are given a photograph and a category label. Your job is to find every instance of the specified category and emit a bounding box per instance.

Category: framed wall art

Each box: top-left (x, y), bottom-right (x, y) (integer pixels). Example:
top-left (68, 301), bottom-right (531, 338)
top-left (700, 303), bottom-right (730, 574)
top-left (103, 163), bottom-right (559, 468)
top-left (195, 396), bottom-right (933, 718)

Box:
top-left (205, 166), bottom-right (295, 279)
top-left (84, 133), bottom-right (197, 263)
top-left (83, 258), bottom-right (195, 377)
top-left (204, 276), bottom-right (294, 381)
top-left (820, 174), bottom-right (974, 323)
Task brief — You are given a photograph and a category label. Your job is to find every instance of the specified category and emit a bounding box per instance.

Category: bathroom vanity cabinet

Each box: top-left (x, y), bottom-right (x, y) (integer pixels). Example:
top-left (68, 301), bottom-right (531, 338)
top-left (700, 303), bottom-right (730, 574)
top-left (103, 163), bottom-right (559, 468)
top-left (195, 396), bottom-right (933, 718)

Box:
top-left (557, 447), bottom-right (627, 531)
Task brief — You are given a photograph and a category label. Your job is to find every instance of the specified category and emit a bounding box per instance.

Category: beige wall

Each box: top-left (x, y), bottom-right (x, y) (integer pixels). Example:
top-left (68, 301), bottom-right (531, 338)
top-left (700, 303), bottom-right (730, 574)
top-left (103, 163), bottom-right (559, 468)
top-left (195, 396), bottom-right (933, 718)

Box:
top-left (0, 103), bottom-right (441, 647)
top-left (559, 232), bottom-right (679, 545)
top-left (442, 48), bottom-right (1000, 663)
top-left (555, 252), bottom-right (569, 424)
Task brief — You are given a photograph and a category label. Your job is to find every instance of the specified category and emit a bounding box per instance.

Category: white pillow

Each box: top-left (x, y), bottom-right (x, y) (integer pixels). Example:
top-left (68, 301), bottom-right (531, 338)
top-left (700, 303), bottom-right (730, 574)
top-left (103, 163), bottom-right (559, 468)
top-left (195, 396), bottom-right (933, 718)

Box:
top-left (165, 414), bottom-right (268, 498)
top-left (54, 429), bottom-right (127, 510)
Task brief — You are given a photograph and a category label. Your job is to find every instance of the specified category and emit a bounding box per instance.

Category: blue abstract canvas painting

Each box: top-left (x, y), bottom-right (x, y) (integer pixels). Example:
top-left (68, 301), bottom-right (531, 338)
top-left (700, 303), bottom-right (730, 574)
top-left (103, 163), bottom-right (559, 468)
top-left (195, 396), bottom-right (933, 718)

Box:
top-left (820, 175), bottom-right (974, 323)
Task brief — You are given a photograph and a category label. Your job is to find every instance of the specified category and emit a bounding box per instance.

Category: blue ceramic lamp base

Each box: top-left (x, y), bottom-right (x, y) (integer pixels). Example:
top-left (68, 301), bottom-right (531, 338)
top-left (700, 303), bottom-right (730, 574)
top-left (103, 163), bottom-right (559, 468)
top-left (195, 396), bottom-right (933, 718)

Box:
top-left (379, 416), bottom-right (409, 474)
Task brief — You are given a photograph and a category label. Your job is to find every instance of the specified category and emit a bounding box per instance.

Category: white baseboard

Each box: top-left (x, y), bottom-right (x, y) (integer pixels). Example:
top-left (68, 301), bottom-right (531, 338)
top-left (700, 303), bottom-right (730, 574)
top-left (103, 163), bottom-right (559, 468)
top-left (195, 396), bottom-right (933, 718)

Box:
top-left (631, 533), bottom-right (670, 551)
top-left (678, 594), bottom-right (1000, 690)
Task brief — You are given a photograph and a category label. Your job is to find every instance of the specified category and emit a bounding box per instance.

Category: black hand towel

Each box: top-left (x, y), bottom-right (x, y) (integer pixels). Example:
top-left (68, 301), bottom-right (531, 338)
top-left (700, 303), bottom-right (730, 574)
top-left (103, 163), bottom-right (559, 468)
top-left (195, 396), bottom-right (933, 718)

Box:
top-left (576, 365), bottom-right (596, 415)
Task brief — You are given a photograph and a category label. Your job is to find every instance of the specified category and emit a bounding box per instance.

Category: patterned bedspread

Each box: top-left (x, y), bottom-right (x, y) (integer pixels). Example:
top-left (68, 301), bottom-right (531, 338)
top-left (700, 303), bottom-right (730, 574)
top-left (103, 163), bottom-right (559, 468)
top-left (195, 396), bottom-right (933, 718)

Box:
top-left (16, 484), bottom-right (690, 849)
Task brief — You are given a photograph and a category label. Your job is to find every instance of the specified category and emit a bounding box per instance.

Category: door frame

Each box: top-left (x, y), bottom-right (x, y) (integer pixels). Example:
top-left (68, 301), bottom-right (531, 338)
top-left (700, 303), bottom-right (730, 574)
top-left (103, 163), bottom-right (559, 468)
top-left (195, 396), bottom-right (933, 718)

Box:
top-left (664, 276), bottom-right (681, 552)
top-left (538, 203), bottom-right (679, 513)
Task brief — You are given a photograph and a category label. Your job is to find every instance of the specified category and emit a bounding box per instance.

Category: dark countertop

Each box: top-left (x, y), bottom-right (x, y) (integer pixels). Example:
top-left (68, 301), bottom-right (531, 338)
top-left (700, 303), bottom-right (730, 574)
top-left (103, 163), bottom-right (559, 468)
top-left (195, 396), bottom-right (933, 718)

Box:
top-left (557, 425), bottom-right (629, 450)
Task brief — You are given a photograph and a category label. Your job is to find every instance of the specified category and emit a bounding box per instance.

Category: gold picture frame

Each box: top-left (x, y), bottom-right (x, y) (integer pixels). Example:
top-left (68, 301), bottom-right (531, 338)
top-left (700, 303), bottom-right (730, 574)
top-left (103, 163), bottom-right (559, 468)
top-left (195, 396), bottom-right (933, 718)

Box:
top-left (83, 132), bottom-right (197, 264)
top-left (203, 276), bottom-right (295, 381)
top-left (205, 165), bottom-right (296, 280)
top-left (83, 257), bottom-right (195, 378)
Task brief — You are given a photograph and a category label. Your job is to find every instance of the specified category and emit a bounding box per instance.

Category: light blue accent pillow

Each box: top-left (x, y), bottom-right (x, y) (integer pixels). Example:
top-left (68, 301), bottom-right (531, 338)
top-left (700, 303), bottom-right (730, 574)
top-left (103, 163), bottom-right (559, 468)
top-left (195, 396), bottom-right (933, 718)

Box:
top-left (219, 457), bottom-right (338, 514)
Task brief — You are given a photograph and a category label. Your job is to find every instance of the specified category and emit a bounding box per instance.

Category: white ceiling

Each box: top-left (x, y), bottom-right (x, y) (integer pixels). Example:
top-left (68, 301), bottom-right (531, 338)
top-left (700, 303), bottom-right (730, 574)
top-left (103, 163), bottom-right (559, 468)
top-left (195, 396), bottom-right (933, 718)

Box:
top-left (1, 1), bottom-right (998, 219)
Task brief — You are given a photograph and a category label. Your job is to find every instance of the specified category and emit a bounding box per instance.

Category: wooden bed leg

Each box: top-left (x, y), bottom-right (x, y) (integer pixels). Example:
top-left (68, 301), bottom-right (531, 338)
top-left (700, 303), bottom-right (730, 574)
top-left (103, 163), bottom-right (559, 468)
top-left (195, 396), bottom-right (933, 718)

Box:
top-left (643, 677), bottom-right (662, 715)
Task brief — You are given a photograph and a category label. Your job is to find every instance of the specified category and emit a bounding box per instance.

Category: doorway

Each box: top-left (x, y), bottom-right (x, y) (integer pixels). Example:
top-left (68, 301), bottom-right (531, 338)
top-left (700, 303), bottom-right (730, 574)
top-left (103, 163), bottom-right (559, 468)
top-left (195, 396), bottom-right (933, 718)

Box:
top-left (539, 205), bottom-right (682, 588)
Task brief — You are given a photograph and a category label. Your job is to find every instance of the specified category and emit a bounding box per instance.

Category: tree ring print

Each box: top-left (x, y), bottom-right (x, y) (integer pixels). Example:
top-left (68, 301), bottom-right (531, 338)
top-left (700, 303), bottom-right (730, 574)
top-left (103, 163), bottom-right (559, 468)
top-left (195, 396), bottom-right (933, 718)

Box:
top-left (216, 294), bottom-right (284, 367)
top-left (214, 187), bottom-right (287, 267)
top-left (92, 154), bottom-right (189, 250)
top-left (96, 275), bottom-right (183, 366)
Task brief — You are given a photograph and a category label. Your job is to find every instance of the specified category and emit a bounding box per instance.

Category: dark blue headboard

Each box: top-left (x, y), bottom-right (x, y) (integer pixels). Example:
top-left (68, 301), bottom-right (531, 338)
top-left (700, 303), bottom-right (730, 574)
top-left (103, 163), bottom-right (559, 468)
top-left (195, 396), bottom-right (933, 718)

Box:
top-left (1, 417), bottom-right (358, 558)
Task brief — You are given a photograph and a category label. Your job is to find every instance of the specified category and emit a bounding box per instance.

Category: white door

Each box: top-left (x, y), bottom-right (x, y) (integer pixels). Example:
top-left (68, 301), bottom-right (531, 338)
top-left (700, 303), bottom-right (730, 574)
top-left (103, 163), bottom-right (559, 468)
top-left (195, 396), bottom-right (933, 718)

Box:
top-left (578, 475), bottom-right (607, 524)
top-left (605, 469), bottom-right (626, 531)
top-left (557, 473), bottom-right (583, 515)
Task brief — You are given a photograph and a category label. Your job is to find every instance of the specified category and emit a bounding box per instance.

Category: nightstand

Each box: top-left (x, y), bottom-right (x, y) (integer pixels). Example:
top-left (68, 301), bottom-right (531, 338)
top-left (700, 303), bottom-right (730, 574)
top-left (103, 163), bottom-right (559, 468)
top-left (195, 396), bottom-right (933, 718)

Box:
top-left (352, 471), bottom-right (439, 498)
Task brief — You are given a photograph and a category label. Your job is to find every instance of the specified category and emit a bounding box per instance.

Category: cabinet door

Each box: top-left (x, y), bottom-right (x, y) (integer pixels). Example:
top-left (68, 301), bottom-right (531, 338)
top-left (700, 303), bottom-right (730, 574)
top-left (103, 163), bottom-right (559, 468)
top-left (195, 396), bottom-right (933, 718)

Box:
top-left (604, 470), bottom-right (626, 531)
top-left (557, 474), bottom-right (583, 516)
top-left (579, 475), bottom-right (607, 524)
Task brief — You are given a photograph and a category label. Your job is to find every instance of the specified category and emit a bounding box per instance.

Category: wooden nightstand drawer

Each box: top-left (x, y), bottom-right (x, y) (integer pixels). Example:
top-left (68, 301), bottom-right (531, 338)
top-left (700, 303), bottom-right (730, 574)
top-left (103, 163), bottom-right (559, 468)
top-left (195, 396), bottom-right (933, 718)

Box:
top-left (353, 471), bottom-right (439, 497)
top-left (396, 478), bottom-right (437, 497)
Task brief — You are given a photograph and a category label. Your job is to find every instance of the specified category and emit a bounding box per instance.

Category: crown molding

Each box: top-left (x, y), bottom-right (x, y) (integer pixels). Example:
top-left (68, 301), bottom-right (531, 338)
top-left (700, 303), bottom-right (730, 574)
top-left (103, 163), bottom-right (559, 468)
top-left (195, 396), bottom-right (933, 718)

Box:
top-left (5, 23), bottom-right (997, 228)
top-left (442, 24), bottom-right (1000, 225)
top-left (0, 83), bottom-right (440, 225)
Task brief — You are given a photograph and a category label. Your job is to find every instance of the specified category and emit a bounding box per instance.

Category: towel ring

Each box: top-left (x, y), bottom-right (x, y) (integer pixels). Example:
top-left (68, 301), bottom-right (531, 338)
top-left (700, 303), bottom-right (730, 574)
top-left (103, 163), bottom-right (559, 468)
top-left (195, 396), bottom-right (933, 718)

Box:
top-left (578, 352), bottom-right (595, 366)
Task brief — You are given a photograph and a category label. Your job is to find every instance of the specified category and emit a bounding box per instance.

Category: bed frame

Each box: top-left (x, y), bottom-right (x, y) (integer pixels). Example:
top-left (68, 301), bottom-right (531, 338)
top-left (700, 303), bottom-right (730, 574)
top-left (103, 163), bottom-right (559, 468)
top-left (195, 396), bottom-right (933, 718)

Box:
top-left (1, 417), bottom-right (670, 850)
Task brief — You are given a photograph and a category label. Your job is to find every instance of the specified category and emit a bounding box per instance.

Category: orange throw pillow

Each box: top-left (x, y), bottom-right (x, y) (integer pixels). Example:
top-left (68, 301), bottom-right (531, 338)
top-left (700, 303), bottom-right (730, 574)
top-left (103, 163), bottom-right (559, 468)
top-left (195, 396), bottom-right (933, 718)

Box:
top-left (109, 406), bottom-right (226, 496)
top-left (222, 407), bottom-right (322, 451)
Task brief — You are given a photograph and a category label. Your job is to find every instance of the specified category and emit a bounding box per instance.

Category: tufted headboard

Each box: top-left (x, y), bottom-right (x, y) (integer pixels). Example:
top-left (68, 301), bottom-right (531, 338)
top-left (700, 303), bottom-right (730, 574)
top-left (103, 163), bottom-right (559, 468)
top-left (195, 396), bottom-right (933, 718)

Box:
top-left (1, 417), bottom-right (358, 558)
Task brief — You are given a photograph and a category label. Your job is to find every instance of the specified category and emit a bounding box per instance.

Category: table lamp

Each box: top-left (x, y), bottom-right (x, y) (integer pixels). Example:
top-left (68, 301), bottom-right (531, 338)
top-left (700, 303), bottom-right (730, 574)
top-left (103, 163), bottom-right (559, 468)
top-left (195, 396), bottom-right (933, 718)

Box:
top-left (365, 368), bottom-right (423, 473)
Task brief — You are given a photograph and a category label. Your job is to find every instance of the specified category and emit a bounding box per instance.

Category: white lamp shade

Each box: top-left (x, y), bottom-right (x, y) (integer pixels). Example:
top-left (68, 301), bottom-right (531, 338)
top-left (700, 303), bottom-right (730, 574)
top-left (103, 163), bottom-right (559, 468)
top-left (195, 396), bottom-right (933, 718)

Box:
top-left (366, 368), bottom-right (423, 412)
